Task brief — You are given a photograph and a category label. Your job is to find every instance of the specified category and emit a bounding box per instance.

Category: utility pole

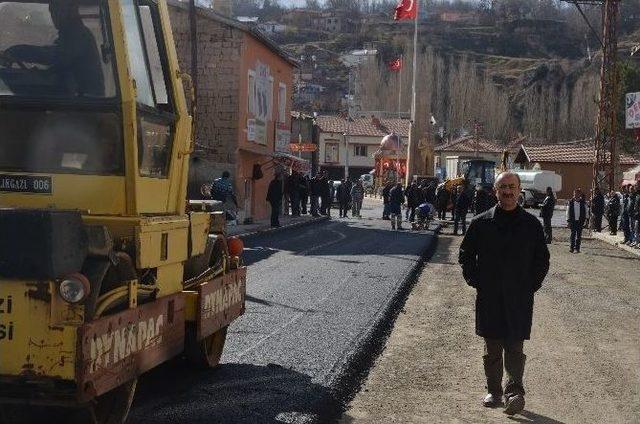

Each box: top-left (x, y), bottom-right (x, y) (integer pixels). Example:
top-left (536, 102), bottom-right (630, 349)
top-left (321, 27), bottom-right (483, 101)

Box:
top-left (562, 0), bottom-right (621, 193)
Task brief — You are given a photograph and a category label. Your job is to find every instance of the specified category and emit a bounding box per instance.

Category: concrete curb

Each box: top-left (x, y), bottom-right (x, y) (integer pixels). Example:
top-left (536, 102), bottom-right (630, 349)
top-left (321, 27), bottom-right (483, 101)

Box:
top-left (591, 232), bottom-right (640, 258)
top-left (327, 222), bottom-right (442, 418)
top-left (231, 216), bottom-right (330, 241)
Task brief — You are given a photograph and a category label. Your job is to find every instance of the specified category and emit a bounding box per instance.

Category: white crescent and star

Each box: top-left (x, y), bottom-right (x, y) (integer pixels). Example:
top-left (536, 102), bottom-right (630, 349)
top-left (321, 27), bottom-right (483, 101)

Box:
top-left (406, 0), bottom-right (415, 12)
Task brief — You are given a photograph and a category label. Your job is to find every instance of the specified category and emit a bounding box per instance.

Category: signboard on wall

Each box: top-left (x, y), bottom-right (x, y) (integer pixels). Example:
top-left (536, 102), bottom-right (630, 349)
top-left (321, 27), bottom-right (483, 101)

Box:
top-left (254, 119), bottom-right (267, 145)
top-left (275, 123), bottom-right (291, 153)
top-left (626, 92), bottom-right (640, 129)
top-left (248, 61), bottom-right (273, 146)
top-left (247, 119), bottom-right (256, 142)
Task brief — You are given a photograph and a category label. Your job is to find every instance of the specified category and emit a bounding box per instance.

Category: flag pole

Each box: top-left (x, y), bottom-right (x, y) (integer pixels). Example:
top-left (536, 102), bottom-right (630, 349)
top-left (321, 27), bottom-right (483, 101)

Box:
top-left (405, 2), bottom-right (419, 186)
top-left (398, 54), bottom-right (403, 119)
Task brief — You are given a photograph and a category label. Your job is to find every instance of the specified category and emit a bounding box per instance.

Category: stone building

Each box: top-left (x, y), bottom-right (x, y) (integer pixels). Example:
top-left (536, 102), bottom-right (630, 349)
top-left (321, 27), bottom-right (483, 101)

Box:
top-left (167, 1), bottom-right (298, 222)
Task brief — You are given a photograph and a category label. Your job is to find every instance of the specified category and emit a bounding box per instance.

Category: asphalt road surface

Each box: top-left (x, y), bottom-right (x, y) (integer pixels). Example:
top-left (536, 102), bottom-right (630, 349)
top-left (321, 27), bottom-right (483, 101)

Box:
top-left (127, 199), bottom-right (436, 423)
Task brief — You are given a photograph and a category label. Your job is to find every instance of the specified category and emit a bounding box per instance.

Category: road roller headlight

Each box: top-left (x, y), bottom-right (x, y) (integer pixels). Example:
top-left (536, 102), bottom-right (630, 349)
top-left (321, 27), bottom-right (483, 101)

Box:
top-left (58, 273), bottom-right (91, 304)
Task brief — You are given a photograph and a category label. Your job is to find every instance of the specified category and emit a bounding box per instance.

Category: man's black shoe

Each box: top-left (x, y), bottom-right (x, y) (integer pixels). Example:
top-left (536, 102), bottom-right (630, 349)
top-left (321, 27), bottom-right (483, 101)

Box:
top-left (503, 394), bottom-right (525, 415)
top-left (482, 393), bottom-right (502, 408)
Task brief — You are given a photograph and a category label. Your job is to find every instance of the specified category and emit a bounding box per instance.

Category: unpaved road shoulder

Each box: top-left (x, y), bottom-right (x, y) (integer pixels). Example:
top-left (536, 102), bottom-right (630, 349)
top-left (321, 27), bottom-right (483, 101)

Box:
top-left (341, 229), bottom-right (640, 423)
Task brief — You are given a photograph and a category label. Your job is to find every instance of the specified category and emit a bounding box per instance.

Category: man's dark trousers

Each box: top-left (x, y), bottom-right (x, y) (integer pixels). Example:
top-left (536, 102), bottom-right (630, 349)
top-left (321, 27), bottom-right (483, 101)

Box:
top-left (593, 213), bottom-right (603, 232)
top-left (622, 214), bottom-right (631, 242)
top-left (609, 215), bottom-right (619, 235)
top-left (483, 338), bottom-right (525, 397)
top-left (543, 216), bottom-right (552, 243)
top-left (570, 220), bottom-right (583, 251)
top-left (269, 201), bottom-right (281, 227)
top-left (454, 211), bottom-right (467, 235)
top-left (339, 202), bottom-right (349, 218)
top-left (310, 195), bottom-right (319, 216)
top-left (290, 192), bottom-right (300, 216)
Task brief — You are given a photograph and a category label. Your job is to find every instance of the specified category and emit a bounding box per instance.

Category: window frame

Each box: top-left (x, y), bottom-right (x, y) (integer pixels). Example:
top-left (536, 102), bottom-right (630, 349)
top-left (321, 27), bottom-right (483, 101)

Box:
top-left (353, 144), bottom-right (368, 157)
top-left (123, 0), bottom-right (177, 179)
top-left (325, 141), bottom-right (340, 164)
top-left (0, 0), bottom-right (121, 105)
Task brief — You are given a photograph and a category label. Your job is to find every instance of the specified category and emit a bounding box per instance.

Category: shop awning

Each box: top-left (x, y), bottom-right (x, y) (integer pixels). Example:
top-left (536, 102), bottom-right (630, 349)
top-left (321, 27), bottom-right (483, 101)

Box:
top-left (273, 152), bottom-right (310, 173)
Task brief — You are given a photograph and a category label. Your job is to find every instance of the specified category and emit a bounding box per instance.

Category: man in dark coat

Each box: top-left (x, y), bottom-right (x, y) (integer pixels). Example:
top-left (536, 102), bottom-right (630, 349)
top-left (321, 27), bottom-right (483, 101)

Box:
top-left (591, 186), bottom-right (605, 232)
top-left (436, 184), bottom-right (450, 220)
top-left (389, 182), bottom-right (405, 230)
top-left (566, 188), bottom-right (587, 253)
top-left (287, 172), bottom-right (301, 217)
top-left (266, 174), bottom-right (283, 227)
top-left (310, 175), bottom-right (320, 217)
top-left (337, 179), bottom-right (351, 218)
top-left (459, 171), bottom-right (550, 415)
top-left (405, 182), bottom-right (424, 222)
top-left (300, 175), bottom-right (310, 215)
top-left (606, 190), bottom-right (621, 235)
top-left (382, 182), bottom-right (393, 220)
top-left (319, 173), bottom-right (331, 216)
top-left (473, 186), bottom-right (490, 216)
top-left (424, 182), bottom-right (437, 205)
top-left (540, 186), bottom-right (555, 244)
top-left (453, 185), bottom-right (471, 235)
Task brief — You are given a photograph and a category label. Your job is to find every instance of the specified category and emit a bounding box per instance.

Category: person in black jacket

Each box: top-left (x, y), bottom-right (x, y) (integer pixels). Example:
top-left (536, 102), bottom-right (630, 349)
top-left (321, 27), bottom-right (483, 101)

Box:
top-left (591, 186), bottom-right (605, 232)
top-left (389, 183), bottom-right (404, 230)
top-left (453, 185), bottom-right (471, 235)
top-left (566, 188), bottom-right (586, 253)
top-left (382, 182), bottom-right (393, 220)
top-left (266, 174), bottom-right (283, 227)
top-left (319, 173), bottom-right (331, 216)
top-left (459, 171), bottom-right (550, 415)
top-left (540, 187), bottom-right (555, 244)
top-left (300, 175), bottom-right (310, 215)
top-left (310, 174), bottom-right (320, 217)
top-left (621, 185), bottom-right (633, 244)
top-left (436, 184), bottom-right (450, 220)
top-left (606, 190), bottom-right (621, 235)
top-left (473, 186), bottom-right (490, 216)
top-left (337, 179), bottom-right (351, 218)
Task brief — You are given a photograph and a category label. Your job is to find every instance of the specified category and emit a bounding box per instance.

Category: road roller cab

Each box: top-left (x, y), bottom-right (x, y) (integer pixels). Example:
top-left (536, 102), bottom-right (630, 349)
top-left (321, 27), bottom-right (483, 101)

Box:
top-left (0, 1), bottom-right (246, 421)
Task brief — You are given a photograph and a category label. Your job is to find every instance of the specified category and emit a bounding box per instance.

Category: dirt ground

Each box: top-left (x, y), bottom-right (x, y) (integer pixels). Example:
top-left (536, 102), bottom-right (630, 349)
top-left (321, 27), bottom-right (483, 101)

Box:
top-left (341, 227), bottom-right (640, 424)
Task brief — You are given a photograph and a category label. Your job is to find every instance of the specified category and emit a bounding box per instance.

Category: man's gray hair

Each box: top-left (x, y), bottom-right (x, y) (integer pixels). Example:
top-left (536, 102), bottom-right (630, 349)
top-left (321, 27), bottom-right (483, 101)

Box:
top-left (495, 171), bottom-right (521, 187)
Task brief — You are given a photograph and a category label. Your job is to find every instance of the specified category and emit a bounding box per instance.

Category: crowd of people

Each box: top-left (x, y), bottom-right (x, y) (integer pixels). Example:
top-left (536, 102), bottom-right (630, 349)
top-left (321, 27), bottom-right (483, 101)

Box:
top-left (538, 182), bottom-right (640, 252)
top-left (266, 170), bottom-right (368, 227)
top-left (209, 169), bottom-right (640, 242)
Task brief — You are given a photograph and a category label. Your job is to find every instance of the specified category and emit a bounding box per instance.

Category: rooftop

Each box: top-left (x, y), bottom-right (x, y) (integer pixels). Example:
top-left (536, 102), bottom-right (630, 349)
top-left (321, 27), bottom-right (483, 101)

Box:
top-left (434, 136), bottom-right (505, 154)
top-left (515, 140), bottom-right (640, 165)
top-left (315, 115), bottom-right (411, 138)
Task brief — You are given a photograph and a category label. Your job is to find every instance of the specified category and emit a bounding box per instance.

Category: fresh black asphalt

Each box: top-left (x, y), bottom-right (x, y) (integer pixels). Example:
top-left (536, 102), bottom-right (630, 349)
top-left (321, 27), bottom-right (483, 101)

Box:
top-left (128, 201), bottom-right (436, 423)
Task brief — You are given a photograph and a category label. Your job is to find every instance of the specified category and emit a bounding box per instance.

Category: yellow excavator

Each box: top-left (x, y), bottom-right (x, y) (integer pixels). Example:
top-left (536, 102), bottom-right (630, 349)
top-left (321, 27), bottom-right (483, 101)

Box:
top-left (0, 1), bottom-right (245, 422)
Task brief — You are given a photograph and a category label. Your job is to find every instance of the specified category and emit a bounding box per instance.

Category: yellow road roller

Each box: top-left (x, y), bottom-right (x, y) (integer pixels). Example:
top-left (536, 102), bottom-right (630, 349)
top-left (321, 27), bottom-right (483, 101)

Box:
top-left (0, 0), bottom-right (245, 421)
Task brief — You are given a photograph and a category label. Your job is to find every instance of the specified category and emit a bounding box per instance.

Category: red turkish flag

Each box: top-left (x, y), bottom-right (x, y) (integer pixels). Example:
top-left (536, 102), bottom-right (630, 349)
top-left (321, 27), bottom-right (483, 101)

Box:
top-left (388, 58), bottom-right (402, 72)
top-left (394, 0), bottom-right (418, 20)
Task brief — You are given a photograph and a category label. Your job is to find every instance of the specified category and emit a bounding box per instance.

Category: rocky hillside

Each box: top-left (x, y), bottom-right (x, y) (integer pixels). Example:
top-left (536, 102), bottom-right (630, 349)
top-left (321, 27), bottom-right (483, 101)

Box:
top-left (278, 10), bottom-right (640, 144)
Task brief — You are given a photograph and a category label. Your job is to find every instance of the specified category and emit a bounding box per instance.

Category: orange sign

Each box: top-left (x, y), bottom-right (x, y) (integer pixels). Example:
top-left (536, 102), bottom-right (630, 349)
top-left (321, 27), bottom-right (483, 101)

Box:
top-left (290, 143), bottom-right (317, 152)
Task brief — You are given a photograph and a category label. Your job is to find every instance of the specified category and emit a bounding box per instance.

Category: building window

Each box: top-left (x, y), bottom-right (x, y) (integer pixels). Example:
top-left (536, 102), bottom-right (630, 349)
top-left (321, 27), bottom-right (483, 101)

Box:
top-left (325, 142), bottom-right (339, 163)
top-left (353, 145), bottom-right (367, 157)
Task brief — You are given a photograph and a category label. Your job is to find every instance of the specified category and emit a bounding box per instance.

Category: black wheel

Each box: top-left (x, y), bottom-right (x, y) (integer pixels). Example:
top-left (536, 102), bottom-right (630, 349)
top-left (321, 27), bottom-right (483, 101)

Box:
top-left (185, 325), bottom-right (228, 368)
top-left (86, 379), bottom-right (137, 424)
